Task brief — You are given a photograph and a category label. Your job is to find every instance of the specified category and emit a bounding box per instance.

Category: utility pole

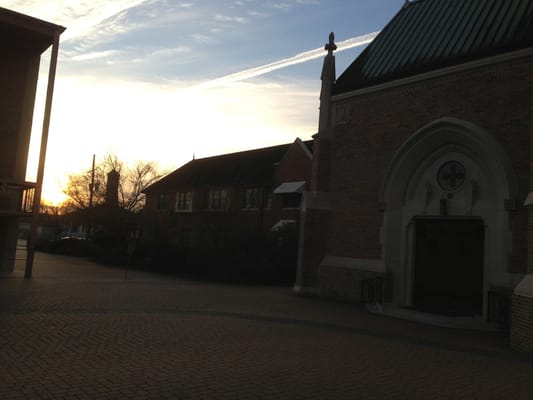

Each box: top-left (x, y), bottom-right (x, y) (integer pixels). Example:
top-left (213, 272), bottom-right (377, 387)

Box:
top-left (89, 154), bottom-right (96, 209)
top-left (87, 154), bottom-right (97, 238)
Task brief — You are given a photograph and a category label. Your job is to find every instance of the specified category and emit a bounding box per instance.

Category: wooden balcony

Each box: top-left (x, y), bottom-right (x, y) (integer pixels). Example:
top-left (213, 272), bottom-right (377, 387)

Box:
top-left (0, 180), bottom-right (35, 217)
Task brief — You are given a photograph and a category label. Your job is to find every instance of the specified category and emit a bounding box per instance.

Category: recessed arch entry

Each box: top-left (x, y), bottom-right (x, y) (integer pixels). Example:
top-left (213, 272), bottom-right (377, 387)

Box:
top-left (380, 118), bottom-right (516, 317)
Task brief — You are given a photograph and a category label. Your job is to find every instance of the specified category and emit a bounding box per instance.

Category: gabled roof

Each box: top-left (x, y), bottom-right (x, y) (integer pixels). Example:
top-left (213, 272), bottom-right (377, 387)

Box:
top-left (0, 7), bottom-right (66, 53)
top-left (333, 0), bottom-right (533, 95)
top-left (144, 139), bottom-right (313, 194)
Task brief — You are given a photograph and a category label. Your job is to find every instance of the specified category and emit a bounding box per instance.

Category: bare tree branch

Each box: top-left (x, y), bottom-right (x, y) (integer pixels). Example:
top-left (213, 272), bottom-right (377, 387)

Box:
top-left (61, 154), bottom-right (165, 213)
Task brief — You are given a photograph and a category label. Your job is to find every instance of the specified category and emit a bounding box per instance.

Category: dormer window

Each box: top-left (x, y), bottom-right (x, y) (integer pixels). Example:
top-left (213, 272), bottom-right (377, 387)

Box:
top-left (273, 181), bottom-right (305, 209)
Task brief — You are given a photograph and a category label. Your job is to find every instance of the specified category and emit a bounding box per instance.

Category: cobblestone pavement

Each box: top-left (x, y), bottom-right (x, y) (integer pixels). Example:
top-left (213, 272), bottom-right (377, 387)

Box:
top-left (1, 252), bottom-right (532, 399)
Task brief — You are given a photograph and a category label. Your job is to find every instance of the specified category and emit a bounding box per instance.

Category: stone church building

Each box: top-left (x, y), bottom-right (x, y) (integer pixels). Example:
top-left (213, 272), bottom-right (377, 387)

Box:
top-left (296, 0), bottom-right (533, 354)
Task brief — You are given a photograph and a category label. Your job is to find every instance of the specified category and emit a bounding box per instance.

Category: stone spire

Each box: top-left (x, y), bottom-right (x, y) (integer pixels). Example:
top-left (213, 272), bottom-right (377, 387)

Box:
top-left (310, 32), bottom-right (337, 193)
top-left (318, 32), bottom-right (336, 134)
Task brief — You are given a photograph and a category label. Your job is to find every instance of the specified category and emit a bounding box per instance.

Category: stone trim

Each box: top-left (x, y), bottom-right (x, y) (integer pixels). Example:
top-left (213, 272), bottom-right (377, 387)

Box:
top-left (331, 48), bottom-right (533, 102)
top-left (296, 137), bottom-right (313, 160)
top-left (302, 191), bottom-right (330, 211)
top-left (524, 192), bottom-right (533, 206)
top-left (293, 285), bottom-right (319, 296)
top-left (514, 274), bottom-right (533, 299)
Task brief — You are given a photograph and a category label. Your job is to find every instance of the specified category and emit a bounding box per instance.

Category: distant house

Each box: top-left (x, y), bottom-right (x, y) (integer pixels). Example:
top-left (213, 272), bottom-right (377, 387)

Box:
top-left (296, 0), bottom-right (533, 354)
top-left (0, 7), bottom-right (64, 273)
top-left (142, 138), bottom-right (312, 249)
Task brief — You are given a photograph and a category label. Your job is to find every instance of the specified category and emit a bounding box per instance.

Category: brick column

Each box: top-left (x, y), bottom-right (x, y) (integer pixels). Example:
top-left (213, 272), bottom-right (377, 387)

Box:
top-left (294, 196), bottom-right (329, 295)
top-left (294, 34), bottom-right (336, 296)
top-left (510, 174), bottom-right (533, 353)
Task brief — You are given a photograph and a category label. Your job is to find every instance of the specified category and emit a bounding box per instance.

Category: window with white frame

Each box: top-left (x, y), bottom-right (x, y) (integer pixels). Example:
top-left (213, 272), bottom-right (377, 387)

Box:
top-left (243, 188), bottom-right (259, 209)
top-left (208, 188), bottom-right (229, 210)
top-left (175, 191), bottom-right (192, 211)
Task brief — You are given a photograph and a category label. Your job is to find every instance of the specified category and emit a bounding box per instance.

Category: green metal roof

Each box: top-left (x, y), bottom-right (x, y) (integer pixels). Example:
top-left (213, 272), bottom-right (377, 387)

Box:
top-left (333, 0), bottom-right (533, 95)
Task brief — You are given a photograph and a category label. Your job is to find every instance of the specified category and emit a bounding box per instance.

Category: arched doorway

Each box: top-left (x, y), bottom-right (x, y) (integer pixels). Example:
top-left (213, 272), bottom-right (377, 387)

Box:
top-left (380, 118), bottom-right (516, 317)
top-left (413, 217), bottom-right (484, 315)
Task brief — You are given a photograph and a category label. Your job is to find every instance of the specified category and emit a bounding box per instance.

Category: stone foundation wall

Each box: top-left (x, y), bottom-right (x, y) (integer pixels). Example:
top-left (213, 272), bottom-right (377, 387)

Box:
top-left (318, 264), bottom-right (385, 303)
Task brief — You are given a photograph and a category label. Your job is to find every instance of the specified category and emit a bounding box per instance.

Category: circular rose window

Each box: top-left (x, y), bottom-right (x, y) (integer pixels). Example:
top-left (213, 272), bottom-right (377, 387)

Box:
top-left (437, 161), bottom-right (466, 191)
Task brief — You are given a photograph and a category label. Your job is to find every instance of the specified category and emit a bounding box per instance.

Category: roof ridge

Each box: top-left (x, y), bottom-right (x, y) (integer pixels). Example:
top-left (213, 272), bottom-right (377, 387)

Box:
top-left (192, 141), bottom-right (292, 163)
top-left (402, 0), bottom-right (427, 9)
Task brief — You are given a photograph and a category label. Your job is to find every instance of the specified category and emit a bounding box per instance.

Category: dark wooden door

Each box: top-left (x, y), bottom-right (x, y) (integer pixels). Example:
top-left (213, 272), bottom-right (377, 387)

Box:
top-left (414, 219), bottom-right (484, 316)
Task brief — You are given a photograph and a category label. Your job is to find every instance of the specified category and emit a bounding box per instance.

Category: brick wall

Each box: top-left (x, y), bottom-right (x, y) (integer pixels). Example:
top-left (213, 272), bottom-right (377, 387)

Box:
top-left (327, 56), bottom-right (532, 266)
top-left (275, 139), bottom-right (312, 184)
top-left (511, 294), bottom-right (533, 354)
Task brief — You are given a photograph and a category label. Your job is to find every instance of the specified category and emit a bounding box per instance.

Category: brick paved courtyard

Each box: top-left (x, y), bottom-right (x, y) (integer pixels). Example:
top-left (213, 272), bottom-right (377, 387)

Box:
top-left (1, 252), bottom-right (532, 399)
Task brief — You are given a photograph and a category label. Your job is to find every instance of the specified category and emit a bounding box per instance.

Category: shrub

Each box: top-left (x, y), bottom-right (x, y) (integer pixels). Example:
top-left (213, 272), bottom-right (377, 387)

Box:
top-left (46, 238), bottom-right (97, 257)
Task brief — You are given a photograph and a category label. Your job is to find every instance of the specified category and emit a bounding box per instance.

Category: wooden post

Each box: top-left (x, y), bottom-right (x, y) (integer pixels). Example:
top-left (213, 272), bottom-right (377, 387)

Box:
top-left (25, 32), bottom-right (61, 279)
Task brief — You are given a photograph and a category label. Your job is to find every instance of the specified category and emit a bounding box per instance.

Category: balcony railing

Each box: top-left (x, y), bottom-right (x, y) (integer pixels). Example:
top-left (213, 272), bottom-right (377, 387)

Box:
top-left (0, 180), bottom-right (36, 216)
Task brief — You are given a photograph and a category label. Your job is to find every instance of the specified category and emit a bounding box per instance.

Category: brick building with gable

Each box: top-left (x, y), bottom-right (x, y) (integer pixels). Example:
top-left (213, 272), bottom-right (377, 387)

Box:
top-left (143, 138), bottom-right (312, 254)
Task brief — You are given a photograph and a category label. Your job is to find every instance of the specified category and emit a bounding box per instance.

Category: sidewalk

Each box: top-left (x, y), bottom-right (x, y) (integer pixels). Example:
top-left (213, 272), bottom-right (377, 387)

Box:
top-left (0, 252), bottom-right (532, 399)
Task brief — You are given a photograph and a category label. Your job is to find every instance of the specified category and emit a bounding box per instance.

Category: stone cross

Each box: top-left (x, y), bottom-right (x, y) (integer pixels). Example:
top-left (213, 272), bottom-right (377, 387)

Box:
top-left (325, 32), bottom-right (337, 55)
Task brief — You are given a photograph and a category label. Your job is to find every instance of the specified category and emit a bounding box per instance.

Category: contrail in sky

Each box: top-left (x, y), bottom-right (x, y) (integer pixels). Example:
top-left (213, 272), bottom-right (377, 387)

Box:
top-left (192, 31), bottom-right (379, 90)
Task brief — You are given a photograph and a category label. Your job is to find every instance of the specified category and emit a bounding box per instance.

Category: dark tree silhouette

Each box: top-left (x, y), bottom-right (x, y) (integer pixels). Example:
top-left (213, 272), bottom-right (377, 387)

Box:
top-left (62, 154), bottom-right (165, 212)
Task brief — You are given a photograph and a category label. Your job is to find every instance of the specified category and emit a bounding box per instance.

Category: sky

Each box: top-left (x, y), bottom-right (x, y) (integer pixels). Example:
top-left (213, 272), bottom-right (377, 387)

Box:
top-left (3, 0), bottom-right (405, 205)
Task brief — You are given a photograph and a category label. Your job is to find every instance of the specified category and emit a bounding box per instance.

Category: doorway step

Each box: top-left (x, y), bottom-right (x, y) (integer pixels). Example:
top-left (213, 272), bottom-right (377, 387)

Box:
top-left (365, 303), bottom-right (501, 332)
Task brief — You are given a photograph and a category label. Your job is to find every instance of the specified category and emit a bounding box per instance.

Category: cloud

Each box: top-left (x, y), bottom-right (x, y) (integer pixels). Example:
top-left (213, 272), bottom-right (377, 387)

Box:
top-left (192, 31), bottom-right (379, 90)
top-left (214, 14), bottom-right (248, 24)
top-left (2, 0), bottom-right (150, 40)
top-left (272, 3), bottom-right (291, 12)
top-left (71, 50), bottom-right (120, 61)
top-left (191, 34), bottom-right (213, 44)
top-left (149, 46), bottom-right (191, 58)
top-left (248, 10), bottom-right (270, 17)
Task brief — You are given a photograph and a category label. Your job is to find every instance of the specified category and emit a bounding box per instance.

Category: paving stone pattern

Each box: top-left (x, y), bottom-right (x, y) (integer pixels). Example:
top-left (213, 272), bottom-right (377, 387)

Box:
top-left (1, 252), bottom-right (532, 399)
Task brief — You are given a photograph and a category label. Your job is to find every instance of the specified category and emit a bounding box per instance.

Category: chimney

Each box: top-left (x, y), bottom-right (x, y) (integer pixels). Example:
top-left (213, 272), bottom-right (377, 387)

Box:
top-left (105, 169), bottom-right (120, 207)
